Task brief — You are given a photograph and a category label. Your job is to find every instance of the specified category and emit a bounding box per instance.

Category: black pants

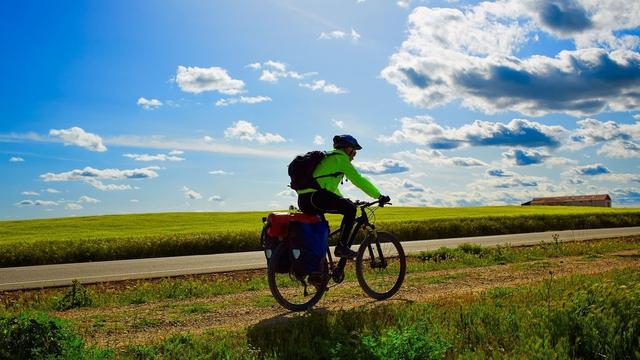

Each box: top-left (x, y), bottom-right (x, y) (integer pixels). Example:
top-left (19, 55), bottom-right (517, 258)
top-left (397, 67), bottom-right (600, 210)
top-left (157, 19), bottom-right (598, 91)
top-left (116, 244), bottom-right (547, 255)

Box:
top-left (298, 189), bottom-right (356, 248)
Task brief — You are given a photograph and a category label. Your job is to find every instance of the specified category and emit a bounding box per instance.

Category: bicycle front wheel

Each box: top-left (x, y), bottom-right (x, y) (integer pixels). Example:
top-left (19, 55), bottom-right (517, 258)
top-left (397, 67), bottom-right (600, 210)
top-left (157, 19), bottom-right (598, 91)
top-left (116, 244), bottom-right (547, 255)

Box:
top-left (267, 242), bottom-right (329, 312)
top-left (355, 231), bottom-right (406, 300)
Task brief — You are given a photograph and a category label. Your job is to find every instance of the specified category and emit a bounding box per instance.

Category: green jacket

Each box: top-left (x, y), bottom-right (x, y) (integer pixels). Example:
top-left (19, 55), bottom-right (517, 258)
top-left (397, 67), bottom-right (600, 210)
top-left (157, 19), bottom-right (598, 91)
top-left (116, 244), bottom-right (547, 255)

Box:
top-left (297, 149), bottom-right (381, 199)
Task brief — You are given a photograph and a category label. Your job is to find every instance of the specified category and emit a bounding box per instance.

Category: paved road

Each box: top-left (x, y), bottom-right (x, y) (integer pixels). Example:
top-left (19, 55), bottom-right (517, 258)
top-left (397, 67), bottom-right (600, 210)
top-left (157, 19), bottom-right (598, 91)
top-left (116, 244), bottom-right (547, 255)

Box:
top-left (2, 227), bottom-right (639, 291)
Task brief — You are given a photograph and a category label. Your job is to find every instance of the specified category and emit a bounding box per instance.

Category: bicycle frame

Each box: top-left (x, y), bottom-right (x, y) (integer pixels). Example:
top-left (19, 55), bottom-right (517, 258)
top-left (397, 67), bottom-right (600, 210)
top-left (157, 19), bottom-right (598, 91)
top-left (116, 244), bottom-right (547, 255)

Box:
top-left (325, 203), bottom-right (377, 283)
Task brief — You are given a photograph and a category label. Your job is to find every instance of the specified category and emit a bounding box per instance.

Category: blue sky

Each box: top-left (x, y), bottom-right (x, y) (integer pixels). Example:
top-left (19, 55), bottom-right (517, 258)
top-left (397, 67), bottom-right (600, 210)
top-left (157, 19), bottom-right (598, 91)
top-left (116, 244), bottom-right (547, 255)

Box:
top-left (2, 0), bottom-right (640, 219)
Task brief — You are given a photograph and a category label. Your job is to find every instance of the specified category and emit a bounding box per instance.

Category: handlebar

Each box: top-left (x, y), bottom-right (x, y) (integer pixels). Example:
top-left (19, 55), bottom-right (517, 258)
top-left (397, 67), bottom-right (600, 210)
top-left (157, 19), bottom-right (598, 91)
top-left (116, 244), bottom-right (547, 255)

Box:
top-left (353, 199), bottom-right (392, 208)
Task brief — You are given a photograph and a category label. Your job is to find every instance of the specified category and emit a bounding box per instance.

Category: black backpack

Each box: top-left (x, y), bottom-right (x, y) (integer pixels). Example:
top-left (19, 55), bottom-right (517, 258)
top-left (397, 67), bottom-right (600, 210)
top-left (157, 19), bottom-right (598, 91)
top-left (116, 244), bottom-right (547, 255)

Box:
top-left (288, 151), bottom-right (340, 191)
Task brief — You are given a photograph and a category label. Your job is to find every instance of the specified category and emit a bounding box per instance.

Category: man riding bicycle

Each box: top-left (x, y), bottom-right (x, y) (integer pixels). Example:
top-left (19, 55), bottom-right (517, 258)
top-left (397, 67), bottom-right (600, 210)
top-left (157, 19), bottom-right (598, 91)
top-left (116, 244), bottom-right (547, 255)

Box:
top-left (297, 134), bottom-right (391, 258)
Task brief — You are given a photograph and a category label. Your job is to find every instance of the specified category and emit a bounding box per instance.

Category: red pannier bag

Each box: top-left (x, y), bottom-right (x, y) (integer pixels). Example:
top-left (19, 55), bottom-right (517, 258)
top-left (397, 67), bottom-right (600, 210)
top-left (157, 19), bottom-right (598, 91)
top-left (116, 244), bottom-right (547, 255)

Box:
top-left (260, 212), bottom-right (325, 273)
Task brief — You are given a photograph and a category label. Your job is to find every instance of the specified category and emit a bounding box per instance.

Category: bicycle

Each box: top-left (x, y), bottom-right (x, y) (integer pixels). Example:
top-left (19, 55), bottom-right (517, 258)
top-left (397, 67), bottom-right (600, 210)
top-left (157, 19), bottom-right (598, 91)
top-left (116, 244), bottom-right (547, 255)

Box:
top-left (267, 199), bottom-right (406, 311)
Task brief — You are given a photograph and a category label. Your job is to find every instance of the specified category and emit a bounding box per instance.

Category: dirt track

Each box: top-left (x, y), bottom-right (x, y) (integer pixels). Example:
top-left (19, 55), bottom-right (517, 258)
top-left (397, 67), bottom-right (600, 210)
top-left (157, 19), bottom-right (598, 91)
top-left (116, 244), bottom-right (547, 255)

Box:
top-left (52, 249), bottom-right (640, 348)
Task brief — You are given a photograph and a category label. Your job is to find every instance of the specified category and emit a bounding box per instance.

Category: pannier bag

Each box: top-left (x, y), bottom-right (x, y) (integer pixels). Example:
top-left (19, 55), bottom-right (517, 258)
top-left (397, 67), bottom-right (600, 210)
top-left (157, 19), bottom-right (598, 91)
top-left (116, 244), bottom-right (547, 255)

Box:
top-left (288, 216), bottom-right (329, 275)
top-left (260, 212), bottom-right (329, 274)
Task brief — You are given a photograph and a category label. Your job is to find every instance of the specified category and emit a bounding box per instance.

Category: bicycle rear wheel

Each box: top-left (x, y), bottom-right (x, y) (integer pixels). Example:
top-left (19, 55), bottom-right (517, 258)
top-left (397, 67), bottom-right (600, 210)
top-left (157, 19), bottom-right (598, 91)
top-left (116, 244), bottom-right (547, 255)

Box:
top-left (267, 242), bottom-right (329, 311)
top-left (355, 231), bottom-right (406, 300)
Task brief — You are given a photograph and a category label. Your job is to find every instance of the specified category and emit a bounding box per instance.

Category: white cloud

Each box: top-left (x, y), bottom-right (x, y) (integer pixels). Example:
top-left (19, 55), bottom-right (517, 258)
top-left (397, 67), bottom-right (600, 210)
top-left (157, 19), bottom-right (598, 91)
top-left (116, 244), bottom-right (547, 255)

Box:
top-left (381, 3), bottom-right (640, 116)
top-left (41, 166), bottom-right (160, 182)
top-left (246, 62), bottom-right (261, 70)
top-left (208, 195), bottom-right (224, 202)
top-left (137, 97), bottom-right (163, 110)
top-left (251, 60), bottom-right (314, 83)
top-left (314, 135), bottom-right (325, 145)
top-left (65, 203), bottom-right (83, 210)
top-left (598, 140), bottom-right (640, 158)
top-left (182, 186), bottom-right (202, 200)
top-left (354, 158), bottom-right (411, 175)
top-left (397, 0), bottom-right (412, 8)
top-left (319, 30), bottom-right (346, 40)
top-left (168, 150), bottom-right (184, 155)
top-left (396, 148), bottom-right (488, 167)
top-left (123, 153), bottom-right (185, 162)
top-left (40, 166), bottom-right (158, 191)
top-left (21, 191), bottom-right (39, 196)
top-left (49, 127), bottom-right (107, 152)
top-left (203, 136), bottom-right (214, 143)
top-left (332, 119), bottom-right (344, 129)
top-left (175, 65), bottom-right (245, 95)
top-left (15, 200), bottom-right (58, 207)
top-left (224, 120), bottom-right (286, 144)
top-left (276, 189), bottom-right (297, 198)
top-left (9, 156), bottom-right (24, 162)
top-left (215, 95), bottom-right (272, 107)
top-left (209, 170), bottom-right (234, 175)
top-left (78, 195), bottom-right (100, 203)
top-left (44, 188), bottom-right (60, 193)
top-left (300, 80), bottom-right (348, 94)
top-left (130, 199), bottom-right (140, 203)
top-left (351, 28), bottom-right (361, 42)
top-left (379, 116), bottom-right (565, 149)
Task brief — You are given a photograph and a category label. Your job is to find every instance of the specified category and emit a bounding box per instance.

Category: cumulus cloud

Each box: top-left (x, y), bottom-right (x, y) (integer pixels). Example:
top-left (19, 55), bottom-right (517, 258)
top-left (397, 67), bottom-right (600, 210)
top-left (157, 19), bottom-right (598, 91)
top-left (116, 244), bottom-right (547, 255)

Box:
top-left (169, 150), bottom-right (183, 155)
top-left (123, 153), bottom-right (185, 162)
top-left (215, 95), bottom-right (272, 107)
top-left (49, 127), bottom-right (107, 152)
top-left (40, 166), bottom-right (159, 191)
top-left (573, 163), bottom-right (611, 175)
top-left (175, 65), bottom-right (245, 95)
top-left (66, 203), bottom-right (83, 210)
top-left (276, 189), bottom-right (297, 198)
top-left (396, 148), bottom-right (487, 167)
top-left (380, 116), bottom-right (565, 149)
top-left (354, 158), bottom-right (411, 175)
top-left (381, 3), bottom-right (640, 116)
top-left (486, 168), bottom-right (516, 177)
top-left (314, 135), bottom-right (325, 145)
top-left (611, 188), bottom-right (640, 205)
top-left (15, 200), bottom-right (58, 207)
top-left (568, 118), bottom-right (640, 147)
top-left (598, 140), bottom-right (640, 158)
top-left (300, 80), bottom-right (348, 94)
top-left (469, 171), bottom-right (544, 189)
top-left (502, 148), bottom-right (550, 165)
top-left (78, 195), bottom-right (100, 203)
top-left (44, 188), bottom-right (60, 193)
top-left (250, 60), bottom-right (314, 83)
top-left (137, 97), bottom-right (163, 110)
top-left (21, 191), bottom-right (39, 196)
top-left (209, 170), bottom-right (234, 176)
top-left (182, 186), bottom-right (202, 200)
top-left (332, 119), bottom-right (344, 129)
top-left (9, 156), bottom-right (24, 162)
top-left (224, 120), bottom-right (286, 144)
top-left (208, 195), bottom-right (224, 202)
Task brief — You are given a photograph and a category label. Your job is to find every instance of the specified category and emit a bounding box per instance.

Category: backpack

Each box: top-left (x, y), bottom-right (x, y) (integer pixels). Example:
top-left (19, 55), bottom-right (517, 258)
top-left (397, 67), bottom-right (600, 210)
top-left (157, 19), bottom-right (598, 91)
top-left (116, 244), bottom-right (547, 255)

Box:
top-left (288, 151), bottom-right (339, 191)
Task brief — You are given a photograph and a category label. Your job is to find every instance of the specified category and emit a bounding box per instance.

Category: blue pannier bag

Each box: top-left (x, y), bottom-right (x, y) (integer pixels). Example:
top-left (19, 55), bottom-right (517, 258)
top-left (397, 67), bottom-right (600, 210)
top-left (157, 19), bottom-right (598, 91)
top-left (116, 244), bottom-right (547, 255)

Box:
top-left (288, 219), bottom-right (329, 275)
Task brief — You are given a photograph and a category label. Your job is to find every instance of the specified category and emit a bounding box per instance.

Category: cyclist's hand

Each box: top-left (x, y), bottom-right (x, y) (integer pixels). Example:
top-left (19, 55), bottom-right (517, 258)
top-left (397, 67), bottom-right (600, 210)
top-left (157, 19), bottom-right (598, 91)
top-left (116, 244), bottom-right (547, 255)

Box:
top-left (378, 195), bottom-right (391, 205)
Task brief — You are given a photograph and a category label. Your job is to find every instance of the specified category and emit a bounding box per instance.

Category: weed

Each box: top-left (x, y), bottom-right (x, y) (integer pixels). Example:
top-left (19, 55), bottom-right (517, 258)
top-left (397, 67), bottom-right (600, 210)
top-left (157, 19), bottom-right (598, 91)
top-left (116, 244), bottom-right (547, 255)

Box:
top-left (57, 280), bottom-right (93, 311)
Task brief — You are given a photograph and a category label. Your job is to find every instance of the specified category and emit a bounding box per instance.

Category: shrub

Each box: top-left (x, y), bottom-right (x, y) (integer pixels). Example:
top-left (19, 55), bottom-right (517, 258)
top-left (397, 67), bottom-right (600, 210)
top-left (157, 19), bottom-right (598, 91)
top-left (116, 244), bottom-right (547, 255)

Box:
top-left (362, 324), bottom-right (450, 360)
top-left (0, 312), bottom-right (111, 359)
top-left (57, 280), bottom-right (93, 311)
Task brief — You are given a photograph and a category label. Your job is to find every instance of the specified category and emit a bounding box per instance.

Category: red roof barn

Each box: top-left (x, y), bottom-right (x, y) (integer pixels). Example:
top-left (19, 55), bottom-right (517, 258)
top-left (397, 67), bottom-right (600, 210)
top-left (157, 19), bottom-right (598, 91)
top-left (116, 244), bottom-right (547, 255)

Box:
top-left (521, 194), bottom-right (611, 207)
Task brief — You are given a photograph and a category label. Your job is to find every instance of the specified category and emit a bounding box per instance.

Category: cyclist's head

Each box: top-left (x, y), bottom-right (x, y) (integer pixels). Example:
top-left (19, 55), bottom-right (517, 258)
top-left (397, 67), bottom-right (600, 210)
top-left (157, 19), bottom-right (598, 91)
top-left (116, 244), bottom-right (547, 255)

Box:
top-left (333, 134), bottom-right (362, 150)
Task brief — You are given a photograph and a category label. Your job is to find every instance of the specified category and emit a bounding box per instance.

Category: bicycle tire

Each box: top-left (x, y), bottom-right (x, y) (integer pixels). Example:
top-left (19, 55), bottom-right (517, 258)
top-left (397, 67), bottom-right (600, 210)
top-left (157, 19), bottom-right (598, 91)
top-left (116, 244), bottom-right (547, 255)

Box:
top-left (355, 231), bottom-right (406, 300)
top-left (267, 242), bottom-right (329, 311)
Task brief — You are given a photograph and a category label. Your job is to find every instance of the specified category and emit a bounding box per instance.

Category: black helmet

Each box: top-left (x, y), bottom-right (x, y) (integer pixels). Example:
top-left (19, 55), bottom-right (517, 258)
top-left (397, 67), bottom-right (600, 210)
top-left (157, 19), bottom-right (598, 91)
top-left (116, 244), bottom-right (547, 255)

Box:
top-left (333, 134), bottom-right (362, 150)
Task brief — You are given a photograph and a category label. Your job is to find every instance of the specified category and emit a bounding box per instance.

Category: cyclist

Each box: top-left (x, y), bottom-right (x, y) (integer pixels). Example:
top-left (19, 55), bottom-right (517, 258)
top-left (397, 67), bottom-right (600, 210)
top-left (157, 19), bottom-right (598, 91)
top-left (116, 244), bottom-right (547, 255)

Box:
top-left (297, 134), bottom-right (391, 258)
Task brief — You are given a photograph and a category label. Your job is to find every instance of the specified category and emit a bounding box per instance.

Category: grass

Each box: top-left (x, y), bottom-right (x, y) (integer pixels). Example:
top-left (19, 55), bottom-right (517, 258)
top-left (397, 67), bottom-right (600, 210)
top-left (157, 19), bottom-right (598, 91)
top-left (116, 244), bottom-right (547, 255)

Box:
top-left (1, 206), bottom-right (639, 267)
top-left (15, 266), bottom-right (634, 359)
top-left (2, 236), bottom-right (638, 314)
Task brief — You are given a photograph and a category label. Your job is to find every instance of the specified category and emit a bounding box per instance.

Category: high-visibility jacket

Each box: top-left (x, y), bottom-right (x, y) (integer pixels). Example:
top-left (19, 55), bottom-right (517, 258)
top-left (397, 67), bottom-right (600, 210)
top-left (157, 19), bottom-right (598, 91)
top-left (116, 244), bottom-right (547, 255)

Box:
top-left (296, 149), bottom-right (381, 199)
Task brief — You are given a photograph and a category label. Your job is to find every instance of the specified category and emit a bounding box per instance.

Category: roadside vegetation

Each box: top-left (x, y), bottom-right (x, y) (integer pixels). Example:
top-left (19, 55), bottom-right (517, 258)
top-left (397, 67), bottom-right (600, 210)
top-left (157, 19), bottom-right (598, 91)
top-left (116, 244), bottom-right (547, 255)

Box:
top-left (2, 264), bottom-right (638, 359)
top-left (2, 236), bottom-right (638, 313)
top-left (1, 206), bottom-right (639, 266)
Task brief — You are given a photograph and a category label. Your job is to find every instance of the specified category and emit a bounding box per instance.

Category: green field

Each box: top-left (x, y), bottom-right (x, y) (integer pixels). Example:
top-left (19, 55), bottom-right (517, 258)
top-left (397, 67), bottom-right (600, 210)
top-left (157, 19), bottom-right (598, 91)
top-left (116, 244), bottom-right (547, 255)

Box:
top-left (2, 206), bottom-right (638, 243)
top-left (1, 206), bottom-right (639, 267)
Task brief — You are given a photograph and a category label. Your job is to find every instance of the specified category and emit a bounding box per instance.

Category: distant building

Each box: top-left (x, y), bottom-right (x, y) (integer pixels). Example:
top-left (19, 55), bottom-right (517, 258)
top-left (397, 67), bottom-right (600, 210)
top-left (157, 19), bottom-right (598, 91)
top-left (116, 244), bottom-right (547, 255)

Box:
top-left (521, 194), bottom-right (611, 207)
